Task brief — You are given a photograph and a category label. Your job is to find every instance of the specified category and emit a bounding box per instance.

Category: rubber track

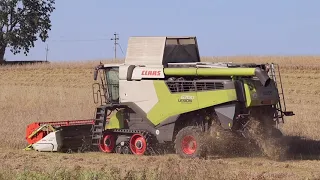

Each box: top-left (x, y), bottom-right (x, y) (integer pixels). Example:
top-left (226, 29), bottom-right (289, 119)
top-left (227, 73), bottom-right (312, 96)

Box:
top-left (106, 129), bottom-right (157, 155)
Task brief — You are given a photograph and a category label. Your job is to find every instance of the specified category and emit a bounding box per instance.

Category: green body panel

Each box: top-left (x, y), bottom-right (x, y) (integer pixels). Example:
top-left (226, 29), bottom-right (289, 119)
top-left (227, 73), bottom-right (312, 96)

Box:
top-left (146, 81), bottom-right (238, 125)
top-left (244, 82), bottom-right (254, 107)
top-left (164, 68), bottom-right (256, 76)
top-left (105, 109), bottom-right (125, 129)
top-left (197, 89), bottom-right (237, 108)
top-left (243, 79), bottom-right (279, 107)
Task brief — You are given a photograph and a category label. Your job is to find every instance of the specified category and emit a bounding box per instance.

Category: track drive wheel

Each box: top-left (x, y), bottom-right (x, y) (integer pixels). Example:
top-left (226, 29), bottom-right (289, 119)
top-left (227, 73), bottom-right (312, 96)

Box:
top-left (174, 126), bottom-right (207, 159)
top-left (99, 134), bottom-right (116, 153)
top-left (129, 133), bottom-right (147, 155)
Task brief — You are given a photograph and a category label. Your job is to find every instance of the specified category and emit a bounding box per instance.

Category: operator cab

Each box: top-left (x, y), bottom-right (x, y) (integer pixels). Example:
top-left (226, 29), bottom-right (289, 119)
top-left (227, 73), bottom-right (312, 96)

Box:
top-left (93, 64), bottom-right (120, 104)
top-left (93, 36), bottom-right (201, 105)
top-left (104, 65), bottom-right (120, 103)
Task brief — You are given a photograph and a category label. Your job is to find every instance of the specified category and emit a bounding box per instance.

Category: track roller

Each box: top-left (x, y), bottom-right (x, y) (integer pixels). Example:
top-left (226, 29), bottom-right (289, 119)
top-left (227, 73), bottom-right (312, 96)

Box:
top-left (122, 145), bottom-right (131, 154)
top-left (99, 134), bottom-right (116, 153)
top-left (129, 133), bottom-right (147, 155)
top-left (115, 145), bottom-right (122, 154)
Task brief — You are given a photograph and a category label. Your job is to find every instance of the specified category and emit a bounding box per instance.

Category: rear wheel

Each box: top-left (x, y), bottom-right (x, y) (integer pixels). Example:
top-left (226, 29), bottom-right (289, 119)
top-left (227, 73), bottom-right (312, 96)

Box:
top-left (174, 126), bottom-right (207, 159)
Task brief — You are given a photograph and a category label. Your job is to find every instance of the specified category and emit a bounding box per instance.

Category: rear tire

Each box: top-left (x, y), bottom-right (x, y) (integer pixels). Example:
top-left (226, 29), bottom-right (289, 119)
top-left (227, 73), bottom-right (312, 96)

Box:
top-left (174, 126), bottom-right (207, 159)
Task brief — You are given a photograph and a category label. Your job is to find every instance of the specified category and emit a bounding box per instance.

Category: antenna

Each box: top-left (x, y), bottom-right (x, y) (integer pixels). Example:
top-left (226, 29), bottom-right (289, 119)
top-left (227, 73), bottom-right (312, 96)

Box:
top-left (45, 44), bottom-right (49, 62)
top-left (110, 32), bottom-right (119, 59)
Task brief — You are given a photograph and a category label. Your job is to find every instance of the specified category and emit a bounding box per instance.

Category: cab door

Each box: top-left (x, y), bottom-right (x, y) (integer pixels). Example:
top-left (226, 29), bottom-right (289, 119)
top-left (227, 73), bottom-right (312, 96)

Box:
top-left (105, 67), bottom-right (119, 104)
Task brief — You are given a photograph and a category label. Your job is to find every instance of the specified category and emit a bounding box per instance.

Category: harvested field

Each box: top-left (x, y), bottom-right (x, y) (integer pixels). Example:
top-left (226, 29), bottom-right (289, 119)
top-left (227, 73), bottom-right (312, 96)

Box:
top-left (1, 148), bottom-right (320, 180)
top-left (1, 56), bottom-right (320, 179)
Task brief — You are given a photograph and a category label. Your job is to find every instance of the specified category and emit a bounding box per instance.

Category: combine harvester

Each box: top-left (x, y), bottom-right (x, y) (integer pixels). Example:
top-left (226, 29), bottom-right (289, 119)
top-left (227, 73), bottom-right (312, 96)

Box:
top-left (25, 36), bottom-right (294, 158)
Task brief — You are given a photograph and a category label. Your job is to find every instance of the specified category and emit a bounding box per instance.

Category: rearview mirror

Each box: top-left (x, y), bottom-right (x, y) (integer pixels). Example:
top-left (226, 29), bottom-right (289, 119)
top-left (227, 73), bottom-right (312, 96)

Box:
top-left (94, 70), bottom-right (98, 80)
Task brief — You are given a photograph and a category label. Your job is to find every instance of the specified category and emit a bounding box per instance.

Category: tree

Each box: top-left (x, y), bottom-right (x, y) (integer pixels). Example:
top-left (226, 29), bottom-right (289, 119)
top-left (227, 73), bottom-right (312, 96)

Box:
top-left (0, 0), bottom-right (55, 62)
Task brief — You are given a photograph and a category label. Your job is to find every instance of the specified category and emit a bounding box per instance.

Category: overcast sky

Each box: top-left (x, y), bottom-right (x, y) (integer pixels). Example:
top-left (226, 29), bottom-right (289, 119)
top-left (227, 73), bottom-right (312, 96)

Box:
top-left (5, 0), bottom-right (320, 62)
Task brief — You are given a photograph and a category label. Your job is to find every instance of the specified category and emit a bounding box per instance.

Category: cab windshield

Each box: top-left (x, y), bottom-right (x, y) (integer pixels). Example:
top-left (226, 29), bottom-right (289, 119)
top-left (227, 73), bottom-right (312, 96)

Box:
top-left (105, 67), bottom-right (119, 103)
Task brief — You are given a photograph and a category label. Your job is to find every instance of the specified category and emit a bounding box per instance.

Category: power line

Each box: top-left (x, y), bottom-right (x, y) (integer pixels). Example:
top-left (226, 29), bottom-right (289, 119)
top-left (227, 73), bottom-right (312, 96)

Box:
top-left (110, 32), bottom-right (119, 59)
top-left (48, 38), bottom-right (111, 42)
top-left (41, 33), bottom-right (126, 59)
top-left (117, 43), bottom-right (125, 55)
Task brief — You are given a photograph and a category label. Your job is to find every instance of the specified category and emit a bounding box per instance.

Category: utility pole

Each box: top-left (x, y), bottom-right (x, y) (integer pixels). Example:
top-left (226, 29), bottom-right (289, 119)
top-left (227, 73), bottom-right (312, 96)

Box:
top-left (110, 32), bottom-right (119, 59)
top-left (45, 44), bottom-right (49, 62)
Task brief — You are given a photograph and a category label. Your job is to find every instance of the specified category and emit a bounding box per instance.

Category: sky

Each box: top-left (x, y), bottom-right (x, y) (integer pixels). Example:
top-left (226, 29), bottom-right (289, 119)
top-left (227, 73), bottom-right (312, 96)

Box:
top-left (4, 0), bottom-right (320, 62)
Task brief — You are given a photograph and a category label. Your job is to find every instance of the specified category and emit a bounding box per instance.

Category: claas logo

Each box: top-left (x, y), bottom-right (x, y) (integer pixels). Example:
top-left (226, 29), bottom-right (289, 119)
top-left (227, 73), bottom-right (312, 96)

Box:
top-left (141, 70), bottom-right (161, 76)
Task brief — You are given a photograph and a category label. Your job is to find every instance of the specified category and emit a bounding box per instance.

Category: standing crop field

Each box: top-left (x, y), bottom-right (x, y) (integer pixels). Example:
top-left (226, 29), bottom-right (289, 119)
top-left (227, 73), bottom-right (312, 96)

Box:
top-left (0, 56), bottom-right (320, 180)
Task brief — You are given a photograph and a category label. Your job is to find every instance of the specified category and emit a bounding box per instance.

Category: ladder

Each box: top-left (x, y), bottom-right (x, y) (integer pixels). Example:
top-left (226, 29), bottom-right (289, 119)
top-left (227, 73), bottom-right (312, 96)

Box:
top-left (91, 106), bottom-right (108, 150)
top-left (268, 63), bottom-right (287, 124)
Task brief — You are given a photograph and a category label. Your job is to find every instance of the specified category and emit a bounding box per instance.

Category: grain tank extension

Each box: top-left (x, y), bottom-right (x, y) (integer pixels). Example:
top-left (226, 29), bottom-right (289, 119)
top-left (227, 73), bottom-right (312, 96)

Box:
top-left (25, 36), bottom-right (294, 158)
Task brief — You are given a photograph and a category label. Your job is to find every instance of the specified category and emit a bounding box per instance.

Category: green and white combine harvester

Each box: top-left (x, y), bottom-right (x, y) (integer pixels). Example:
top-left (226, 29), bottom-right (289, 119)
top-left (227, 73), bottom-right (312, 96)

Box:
top-left (25, 36), bottom-right (294, 158)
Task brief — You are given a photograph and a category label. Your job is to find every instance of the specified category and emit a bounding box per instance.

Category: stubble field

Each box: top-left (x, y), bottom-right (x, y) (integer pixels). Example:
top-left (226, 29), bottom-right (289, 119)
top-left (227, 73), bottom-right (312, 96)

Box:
top-left (1, 56), bottom-right (320, 180)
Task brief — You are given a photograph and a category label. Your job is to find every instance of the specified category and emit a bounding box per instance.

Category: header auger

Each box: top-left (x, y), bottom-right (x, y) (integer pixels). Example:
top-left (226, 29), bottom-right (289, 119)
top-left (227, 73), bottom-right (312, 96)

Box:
top-left (25, 36), bottom-right (294, 159)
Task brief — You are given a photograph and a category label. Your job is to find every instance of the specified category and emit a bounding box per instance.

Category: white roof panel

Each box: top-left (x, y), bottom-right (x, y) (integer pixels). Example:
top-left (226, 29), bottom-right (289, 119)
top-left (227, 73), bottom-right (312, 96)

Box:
top-left (125, 36), bottom-right (166, 66)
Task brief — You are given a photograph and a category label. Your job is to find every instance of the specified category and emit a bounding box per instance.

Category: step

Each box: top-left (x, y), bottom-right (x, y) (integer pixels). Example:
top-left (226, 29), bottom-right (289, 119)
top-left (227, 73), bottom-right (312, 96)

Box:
top-left (94, 122), bottom-right (103, 126)
top-left (94, 120), bottom-right (109, 125)
top-left (94, 118), bottom-right (105, 122)
top-left (93, 124), bottom-right (104, 128)
top-left (95, 117), bottom-right (105, 121)
top-left (92, 135), bottom-right (102, 140)
top-left (95, 115), bottom-right (105, 119)
top-left (96, 111), bottom-right (105, 115)
top-left (92, 129), bottom-right (103, 133)
top-left (92, 130), bottom-right (105, 134)
top-left (96, 112), bottom-right (105, 116)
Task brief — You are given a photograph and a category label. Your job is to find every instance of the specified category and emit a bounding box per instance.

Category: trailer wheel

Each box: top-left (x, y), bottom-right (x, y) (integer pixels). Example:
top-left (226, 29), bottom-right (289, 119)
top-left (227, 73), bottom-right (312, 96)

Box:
top-left (174, 126), bottom-right (206, 159)
top-left (99, 134), bottom-right (116, 153)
